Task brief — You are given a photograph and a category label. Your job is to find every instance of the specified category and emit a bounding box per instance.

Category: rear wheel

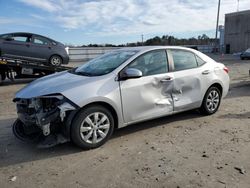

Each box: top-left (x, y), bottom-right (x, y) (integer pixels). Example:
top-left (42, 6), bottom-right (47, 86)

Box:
top-left (200, 86), bottom-right (221, 115)
top-left (71, 105), bottom-right (114, 149)
top-left (50, 55), bottom-right (62, 67)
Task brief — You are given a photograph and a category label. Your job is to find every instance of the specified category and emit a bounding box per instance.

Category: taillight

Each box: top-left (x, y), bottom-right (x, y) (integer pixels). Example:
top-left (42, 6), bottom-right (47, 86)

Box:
top-left (223, 67), bottom-right (229, 73)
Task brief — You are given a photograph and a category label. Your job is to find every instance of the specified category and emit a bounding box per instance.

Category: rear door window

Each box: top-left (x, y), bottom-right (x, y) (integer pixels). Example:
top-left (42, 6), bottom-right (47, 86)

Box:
top-left (171, 50), bottom-right (198, 71)
top-left (0, 34), bottom-right (11, 39)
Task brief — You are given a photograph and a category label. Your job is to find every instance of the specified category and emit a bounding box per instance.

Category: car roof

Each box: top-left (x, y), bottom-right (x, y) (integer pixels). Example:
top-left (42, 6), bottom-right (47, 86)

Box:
top-left (1, 32), bottom-right (58, 43)
top-left (115, 46), bottom-right (198, 53)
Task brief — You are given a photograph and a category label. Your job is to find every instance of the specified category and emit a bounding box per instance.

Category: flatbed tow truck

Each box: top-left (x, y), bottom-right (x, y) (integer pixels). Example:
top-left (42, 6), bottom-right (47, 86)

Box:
top-left (0, 57), bottom-right (72, 84)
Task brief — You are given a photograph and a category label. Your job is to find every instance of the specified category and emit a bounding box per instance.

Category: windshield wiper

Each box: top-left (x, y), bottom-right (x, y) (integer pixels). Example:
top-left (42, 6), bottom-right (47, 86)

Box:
top-left (68, 68), bottom-right (94, 76)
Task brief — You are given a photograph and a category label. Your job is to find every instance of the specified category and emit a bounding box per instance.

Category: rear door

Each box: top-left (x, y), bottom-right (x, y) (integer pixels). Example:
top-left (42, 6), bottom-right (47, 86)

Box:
top-left (119, 50), bottom-right (174, 124)
top-left (1, 33), bottom-right (32, 58)
top-left (168, 49), bottom-right (207, 111)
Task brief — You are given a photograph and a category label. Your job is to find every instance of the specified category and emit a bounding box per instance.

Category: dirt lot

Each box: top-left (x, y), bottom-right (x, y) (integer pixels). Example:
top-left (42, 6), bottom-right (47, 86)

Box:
top-left (0, 54), bottom-right (249, 188)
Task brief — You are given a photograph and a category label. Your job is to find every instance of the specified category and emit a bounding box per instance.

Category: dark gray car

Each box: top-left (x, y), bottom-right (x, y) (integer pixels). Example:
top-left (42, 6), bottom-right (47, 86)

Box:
top-left (240, 48), bottom-right (250, 60)
top-left (0, 32), bottom-right (69, 66)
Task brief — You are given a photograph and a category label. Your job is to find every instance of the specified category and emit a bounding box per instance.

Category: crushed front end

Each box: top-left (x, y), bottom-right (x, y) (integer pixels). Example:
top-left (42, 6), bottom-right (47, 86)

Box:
top-left (13, 94), bottom-right (78, 148)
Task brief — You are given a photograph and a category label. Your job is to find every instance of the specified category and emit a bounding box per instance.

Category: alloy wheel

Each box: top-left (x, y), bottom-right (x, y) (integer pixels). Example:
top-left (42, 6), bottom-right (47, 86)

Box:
top-left (80, 112), bottom-right (110, 144)
top-left (206, 90), bottom-right (220, 112)
top-left (51, 56), bottom-right (61, 66)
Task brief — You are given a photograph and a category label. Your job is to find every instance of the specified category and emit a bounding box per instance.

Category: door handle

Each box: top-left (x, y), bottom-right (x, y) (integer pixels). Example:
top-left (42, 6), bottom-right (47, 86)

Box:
top-left (160, 76), bottom-right (173, 82)
top-left (202, 70), bottom-right (210, 75)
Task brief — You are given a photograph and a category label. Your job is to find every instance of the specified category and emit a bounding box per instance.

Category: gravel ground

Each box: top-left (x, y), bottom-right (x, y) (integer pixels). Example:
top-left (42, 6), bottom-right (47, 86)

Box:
top-left (0, 54), bottom-right (249, 188)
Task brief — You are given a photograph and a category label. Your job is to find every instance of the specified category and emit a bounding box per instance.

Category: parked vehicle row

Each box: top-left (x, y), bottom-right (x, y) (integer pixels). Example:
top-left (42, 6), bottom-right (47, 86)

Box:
top-left (240, 48), bottom-right (250, 60)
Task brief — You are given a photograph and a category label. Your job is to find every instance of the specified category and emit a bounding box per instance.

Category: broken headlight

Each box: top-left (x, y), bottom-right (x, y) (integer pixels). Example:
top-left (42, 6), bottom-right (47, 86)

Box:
top-left (15, 94), bottom-right (76, 136)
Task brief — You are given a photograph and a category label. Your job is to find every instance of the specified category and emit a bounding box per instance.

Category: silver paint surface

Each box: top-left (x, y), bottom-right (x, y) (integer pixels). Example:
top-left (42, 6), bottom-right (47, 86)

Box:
top-left (15, 46), bottom-right (230, 128)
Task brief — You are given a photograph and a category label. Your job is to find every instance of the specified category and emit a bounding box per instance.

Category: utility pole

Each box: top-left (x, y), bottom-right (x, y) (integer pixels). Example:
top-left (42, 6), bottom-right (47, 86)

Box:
top-left (141, 34), bottom-right (144, 45)
top-left (215, 0), bottom-right (221, 41)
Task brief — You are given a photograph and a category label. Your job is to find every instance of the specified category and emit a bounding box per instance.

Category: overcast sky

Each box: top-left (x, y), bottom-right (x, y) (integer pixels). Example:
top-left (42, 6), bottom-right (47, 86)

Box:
top-left (0, 0), bottom-right (250, 45)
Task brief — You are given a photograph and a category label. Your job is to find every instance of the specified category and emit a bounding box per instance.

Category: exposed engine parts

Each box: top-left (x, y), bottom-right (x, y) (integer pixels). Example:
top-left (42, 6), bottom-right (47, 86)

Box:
top-left (14, 95), bottom-right (76, 147)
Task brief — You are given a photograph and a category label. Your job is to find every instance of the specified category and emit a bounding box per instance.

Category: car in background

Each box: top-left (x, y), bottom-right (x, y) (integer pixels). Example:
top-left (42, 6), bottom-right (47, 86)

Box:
top-left (12, 46), bottom-right (230, 149)
top-left (240, 48), bottom-right (250, 60)
top-left (0, 32), bottom-right (69, 66)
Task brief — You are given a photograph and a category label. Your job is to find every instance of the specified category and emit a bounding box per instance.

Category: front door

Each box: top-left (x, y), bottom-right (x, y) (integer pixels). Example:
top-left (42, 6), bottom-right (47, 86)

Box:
top-left (119, 50), bottom-right (174, 124)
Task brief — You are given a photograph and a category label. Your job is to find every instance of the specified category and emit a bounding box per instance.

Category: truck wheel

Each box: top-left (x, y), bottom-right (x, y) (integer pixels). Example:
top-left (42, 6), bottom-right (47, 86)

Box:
top-left (200, 86), bottom-right (221, 115)
top-left (71, 105), bottom-right (114, 149)
top-left (50, 55), bottom-right (62, 67)
top-left (0, 72), bottom-right (5, 82)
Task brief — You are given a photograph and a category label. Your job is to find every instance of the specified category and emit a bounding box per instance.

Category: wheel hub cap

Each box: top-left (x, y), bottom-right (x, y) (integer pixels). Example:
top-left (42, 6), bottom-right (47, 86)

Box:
top-left (80, 112), bottom-right (110, 144)
top-left (206, 90), bottom-right (220, 112)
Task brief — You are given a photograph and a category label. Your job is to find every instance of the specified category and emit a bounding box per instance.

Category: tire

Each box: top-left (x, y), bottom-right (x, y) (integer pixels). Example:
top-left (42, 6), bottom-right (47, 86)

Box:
top-left (50, 55), bottom-right (62, 67)
top-left (71, 105), bottom-right (115, 149)
top-left (0, 72), bottom-right (6, 81)
top-left (12, 119), bottom-right (41, 143)
top-left (200, 86), bottom-right (221, 115)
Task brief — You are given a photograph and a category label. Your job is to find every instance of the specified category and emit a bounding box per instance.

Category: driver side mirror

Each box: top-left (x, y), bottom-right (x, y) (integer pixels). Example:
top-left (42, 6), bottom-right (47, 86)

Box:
top-left (119, 68), bottom-right (142, 81)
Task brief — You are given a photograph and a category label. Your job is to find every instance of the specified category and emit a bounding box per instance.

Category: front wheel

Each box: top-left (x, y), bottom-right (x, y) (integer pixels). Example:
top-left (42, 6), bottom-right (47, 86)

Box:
top-left (200, 87), bottom-right (221, 115)
top-left (71, 105), bottom-right (115, 149)
top-left (50, 55), bottom-right (62, 67)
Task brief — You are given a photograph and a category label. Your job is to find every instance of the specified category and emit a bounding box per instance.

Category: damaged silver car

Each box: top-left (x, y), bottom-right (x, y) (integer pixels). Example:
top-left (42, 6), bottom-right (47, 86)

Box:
top-left (13, 46), bottom-right (230, 149)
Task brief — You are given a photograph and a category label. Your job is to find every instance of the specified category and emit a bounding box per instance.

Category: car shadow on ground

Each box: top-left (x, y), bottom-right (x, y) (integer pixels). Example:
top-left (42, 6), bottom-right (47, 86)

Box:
top-left (0, 110), bottom-right (202, 168)
top-left (113, 110), bottom-right (201, 138)
top-left (218, 111), bottom-right (250, 120)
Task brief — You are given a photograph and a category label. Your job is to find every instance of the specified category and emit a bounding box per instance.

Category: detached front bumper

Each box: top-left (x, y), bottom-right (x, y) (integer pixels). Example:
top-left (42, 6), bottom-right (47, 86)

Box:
top-left (13, 95), bottom-right (78, 147)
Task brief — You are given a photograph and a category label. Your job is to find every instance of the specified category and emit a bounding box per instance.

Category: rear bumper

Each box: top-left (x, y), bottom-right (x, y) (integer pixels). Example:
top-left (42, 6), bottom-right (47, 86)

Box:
top-left (222, 75), bottom-right (230, 98)
top-left (62, 55), bottom-right (69, 64)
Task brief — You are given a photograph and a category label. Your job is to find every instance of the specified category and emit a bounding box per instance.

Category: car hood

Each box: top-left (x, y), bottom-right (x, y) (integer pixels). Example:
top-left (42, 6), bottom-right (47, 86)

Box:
top-left (15, 71), bottom-right (100, 99)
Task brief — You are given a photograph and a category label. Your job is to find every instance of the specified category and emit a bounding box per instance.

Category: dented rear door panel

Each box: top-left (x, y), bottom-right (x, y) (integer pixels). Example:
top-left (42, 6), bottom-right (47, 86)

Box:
top-left (172, 67), bottom-right (204, 111)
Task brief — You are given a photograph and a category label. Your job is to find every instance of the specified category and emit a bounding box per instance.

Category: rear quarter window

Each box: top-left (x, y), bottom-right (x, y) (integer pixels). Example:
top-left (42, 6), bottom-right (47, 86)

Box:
top-left (196, 55), bottom-right (206, 66)
top-left (0, 34), bottom-right (11, 39)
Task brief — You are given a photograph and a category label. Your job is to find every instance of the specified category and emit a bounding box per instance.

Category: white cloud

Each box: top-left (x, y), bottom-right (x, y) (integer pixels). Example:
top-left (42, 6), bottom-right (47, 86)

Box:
top-left (19, 0), bottom-right (61, 12)
top-left (20, 0), bottom-right (250, 37)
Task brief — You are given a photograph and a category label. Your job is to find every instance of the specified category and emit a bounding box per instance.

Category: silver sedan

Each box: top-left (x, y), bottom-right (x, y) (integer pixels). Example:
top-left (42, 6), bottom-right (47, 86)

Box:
top-left (13, 46), bottom-right (230, 149)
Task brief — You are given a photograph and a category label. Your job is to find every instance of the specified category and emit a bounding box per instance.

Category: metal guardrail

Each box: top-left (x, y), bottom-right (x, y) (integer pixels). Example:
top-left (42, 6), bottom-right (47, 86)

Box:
top-left (68, 45), bottom-right (215, 62)
top-left (68, 47), bottom-right (120, 62)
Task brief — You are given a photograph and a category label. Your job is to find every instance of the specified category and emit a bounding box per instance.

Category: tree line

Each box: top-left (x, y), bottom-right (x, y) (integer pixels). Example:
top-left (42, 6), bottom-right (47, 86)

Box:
top-left (66, 34), bottom-right (218, 47)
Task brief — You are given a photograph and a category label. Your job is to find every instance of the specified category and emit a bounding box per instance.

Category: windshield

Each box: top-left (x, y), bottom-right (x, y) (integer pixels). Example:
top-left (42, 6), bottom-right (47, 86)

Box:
top-left (74, 50), bottom-right (139, 76)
